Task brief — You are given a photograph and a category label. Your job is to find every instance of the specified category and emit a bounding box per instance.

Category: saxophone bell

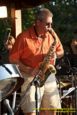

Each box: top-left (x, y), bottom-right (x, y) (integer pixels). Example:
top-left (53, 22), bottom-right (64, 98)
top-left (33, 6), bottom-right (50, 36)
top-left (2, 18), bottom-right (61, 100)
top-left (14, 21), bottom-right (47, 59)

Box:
top-left (39, 64), bottom-right (56, 87)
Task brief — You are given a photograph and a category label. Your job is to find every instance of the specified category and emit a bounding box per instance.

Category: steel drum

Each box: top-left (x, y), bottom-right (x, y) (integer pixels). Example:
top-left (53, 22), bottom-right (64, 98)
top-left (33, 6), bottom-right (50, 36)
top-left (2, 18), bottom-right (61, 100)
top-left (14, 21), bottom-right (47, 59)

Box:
top-left (0, 64), bottom-right (24, 101)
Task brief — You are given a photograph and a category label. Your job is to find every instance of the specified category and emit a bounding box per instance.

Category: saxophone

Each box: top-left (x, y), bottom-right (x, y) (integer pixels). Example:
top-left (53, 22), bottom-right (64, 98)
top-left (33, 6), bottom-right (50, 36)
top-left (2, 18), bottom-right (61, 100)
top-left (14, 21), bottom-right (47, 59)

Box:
top-left (32, 30), bottom-right (56, 87)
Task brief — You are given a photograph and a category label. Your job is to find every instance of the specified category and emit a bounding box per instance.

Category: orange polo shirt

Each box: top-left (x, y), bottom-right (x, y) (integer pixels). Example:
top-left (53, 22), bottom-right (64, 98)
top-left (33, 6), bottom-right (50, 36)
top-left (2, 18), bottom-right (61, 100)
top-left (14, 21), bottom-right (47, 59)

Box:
top-left (9, 26), bottom-right (63, 68)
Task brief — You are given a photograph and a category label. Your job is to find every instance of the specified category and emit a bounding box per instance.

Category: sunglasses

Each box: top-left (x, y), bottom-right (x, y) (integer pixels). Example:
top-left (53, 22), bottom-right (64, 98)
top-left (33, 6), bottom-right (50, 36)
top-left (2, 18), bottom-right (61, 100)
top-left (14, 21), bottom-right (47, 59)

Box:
top-left (46, 22), bottom-right (52, 26)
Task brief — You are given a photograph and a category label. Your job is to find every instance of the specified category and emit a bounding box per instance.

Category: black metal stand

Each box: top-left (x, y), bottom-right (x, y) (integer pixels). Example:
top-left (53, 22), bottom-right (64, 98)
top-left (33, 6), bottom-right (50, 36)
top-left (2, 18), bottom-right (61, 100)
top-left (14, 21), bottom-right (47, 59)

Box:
top-left (64, 67), bottom-right (77, 115)
top-left (70, 67), bottom-right (77, 115)
top-left (15, 75), bottom-right (41, 115)
top-left (34, 81), bottom-right (39, 115)
top-left (56, 55), bottom-right (77, 114)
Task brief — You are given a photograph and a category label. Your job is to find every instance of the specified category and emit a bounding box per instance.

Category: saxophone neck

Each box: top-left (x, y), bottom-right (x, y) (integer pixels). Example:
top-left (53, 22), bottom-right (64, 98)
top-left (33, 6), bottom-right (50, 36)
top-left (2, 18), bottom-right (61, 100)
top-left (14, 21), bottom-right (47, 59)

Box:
top-left (48, 28), bottom-right (56, 43)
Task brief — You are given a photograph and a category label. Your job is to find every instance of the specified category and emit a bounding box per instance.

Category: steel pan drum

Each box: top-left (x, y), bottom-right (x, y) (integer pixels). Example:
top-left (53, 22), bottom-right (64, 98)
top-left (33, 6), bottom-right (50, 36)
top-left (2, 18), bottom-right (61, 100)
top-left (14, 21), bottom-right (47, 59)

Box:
top-left (0, 64), bottom-right (24, 101)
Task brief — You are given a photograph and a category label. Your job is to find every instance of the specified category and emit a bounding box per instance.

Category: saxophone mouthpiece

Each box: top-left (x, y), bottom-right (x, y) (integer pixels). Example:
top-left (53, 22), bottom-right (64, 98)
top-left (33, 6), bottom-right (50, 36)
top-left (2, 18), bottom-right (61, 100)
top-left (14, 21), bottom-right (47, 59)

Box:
top-left (48, 29), bottom-right (52, 34)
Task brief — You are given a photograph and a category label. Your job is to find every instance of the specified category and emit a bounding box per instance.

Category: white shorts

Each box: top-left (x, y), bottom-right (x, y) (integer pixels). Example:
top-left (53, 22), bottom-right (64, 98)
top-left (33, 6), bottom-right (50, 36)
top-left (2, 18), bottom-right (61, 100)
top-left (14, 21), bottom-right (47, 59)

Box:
top-left (21, 73), bottom-right (61, 113)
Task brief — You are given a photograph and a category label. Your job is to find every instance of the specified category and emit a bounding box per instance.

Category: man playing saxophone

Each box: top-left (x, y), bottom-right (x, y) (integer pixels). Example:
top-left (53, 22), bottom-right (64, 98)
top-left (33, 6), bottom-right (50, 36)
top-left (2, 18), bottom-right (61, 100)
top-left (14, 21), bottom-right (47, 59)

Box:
top-left (9, 8), bottom-right (64, 115)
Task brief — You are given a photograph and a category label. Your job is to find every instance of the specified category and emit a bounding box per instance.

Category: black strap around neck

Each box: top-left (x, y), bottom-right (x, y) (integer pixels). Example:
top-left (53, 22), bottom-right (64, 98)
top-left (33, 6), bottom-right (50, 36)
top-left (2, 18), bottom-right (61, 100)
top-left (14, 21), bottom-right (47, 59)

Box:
top-left (34, 26), bottom-right (38, 37)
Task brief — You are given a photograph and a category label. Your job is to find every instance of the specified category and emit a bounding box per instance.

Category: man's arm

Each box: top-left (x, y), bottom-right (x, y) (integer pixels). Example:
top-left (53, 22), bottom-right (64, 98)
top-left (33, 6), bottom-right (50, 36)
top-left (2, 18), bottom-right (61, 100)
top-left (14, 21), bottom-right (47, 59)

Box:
top-left (51, 28), bottom-right (64, 58)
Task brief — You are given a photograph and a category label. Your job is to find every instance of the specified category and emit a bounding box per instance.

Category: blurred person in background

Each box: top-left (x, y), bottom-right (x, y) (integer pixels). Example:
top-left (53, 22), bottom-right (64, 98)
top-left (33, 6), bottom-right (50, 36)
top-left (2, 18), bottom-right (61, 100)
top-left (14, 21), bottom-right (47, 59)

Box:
top-left (4, 35), bottom-right (15, 52)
